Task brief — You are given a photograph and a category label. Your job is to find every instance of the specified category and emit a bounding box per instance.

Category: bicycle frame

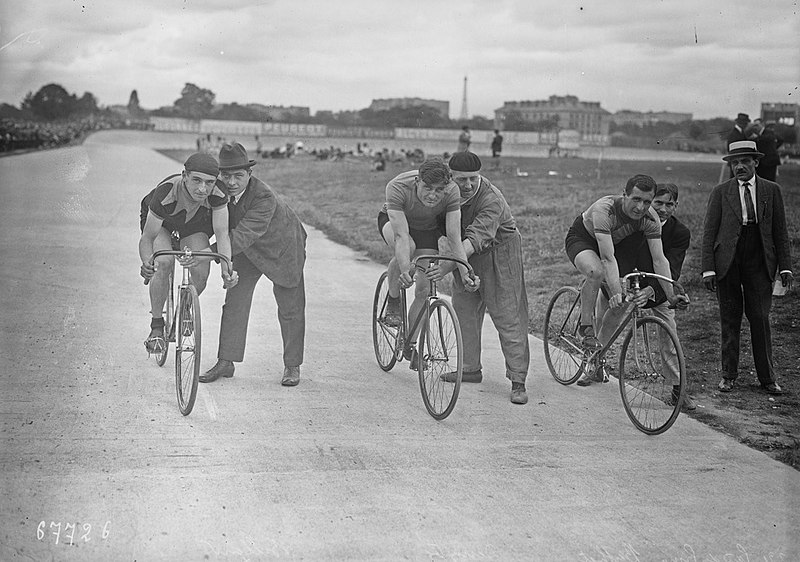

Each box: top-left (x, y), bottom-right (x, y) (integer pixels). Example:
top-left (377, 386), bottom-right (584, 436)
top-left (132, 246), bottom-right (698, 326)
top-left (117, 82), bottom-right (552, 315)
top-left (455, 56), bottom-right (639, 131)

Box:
top-left (397, 254), bottom-right (474, 358)
top-left (583, 270), bottom-right (684, 375)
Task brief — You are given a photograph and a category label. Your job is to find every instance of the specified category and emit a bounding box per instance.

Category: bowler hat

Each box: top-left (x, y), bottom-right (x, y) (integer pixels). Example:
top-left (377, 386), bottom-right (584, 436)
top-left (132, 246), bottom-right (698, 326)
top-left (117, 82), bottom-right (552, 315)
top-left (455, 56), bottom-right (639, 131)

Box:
top-left (723, 140), bottom-right (764, 161)
top-left (735, 113), bottom-right (750, 125)
top-left (218, 142), bottom-right (256, 170)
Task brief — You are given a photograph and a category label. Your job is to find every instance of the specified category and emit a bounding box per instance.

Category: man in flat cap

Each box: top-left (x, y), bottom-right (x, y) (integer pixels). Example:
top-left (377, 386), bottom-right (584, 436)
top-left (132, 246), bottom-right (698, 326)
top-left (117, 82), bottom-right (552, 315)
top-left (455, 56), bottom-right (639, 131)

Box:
top-left (702, 140), bottom-right (793, 395)
top-left (201, 143), bottom-right (308, 387)
top-left (139, 152), bottom-right (236, 353)
top-left (427, 151), bottom-right (531, 404)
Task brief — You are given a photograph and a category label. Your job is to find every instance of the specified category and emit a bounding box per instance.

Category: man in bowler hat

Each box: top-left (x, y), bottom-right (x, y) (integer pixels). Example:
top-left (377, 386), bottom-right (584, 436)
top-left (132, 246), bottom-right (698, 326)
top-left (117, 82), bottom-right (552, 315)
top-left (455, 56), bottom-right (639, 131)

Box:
top-left (702, 140), bottom-right (793, 395)
top-left (201, 143), bottom-right (308, 386)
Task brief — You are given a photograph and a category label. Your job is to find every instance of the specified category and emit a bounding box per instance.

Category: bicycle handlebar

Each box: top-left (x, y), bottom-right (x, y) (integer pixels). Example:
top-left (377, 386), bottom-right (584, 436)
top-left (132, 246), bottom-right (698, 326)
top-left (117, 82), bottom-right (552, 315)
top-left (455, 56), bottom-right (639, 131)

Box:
top-left (410, 254), bottom-right (475, 276)
top-left (620, 269), bottom-right (687, 309)
top-left (144, 249), bottom-right (233, 285)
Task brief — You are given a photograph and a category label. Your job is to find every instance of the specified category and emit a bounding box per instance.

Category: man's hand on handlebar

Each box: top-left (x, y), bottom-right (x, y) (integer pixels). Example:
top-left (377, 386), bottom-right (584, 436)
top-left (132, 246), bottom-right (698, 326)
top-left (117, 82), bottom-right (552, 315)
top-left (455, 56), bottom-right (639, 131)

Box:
top-left (667, 293), bottom-right (690, 310)
top-left (399, 270), bottom-right (415, 289)
top-left (464, 273), bottom-right (480, 292)
top-left (140, 261), bottom-right (156, 281)
top-left (628, 286), bottom-right (654, 308)
top-left (222, 269), bottom-right (239, 289)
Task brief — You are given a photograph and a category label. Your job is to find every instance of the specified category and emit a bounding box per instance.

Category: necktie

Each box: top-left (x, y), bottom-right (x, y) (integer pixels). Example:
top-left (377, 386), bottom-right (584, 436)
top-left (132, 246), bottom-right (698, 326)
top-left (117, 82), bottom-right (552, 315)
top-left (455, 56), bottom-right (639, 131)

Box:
top-left (742, 182), bottom-right (756, 224)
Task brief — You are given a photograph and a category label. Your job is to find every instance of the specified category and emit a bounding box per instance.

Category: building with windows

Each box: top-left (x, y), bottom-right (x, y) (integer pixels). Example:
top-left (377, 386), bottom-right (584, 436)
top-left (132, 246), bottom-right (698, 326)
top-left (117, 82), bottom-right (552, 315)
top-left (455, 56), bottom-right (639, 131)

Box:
top-left (611, 110), bottom-right (692, 126)
top-left (369, 98), bottom-right (450, 119)
top-left (494, 95), bottom-right (610, 144)
top-left (761, 102), bottom-right (798, 127)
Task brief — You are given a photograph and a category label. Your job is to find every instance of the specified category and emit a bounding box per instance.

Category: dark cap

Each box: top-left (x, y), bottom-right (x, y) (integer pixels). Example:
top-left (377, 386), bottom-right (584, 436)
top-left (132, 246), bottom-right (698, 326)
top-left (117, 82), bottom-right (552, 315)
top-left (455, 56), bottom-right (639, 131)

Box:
top-left (449, 151), bottom-right (482, 172)
top-left (184, 152), bottom-right (219, 177)
top-left (735, 113), bottom-right (750, 125)
top-left (219, 142), bottom-right (256, 171)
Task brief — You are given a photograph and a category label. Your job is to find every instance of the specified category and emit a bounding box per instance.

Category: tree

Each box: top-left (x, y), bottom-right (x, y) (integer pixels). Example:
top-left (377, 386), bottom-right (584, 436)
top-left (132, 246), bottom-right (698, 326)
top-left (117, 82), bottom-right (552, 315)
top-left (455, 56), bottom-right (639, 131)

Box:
top-left (74, 92), bottom-right (98, 114)
top-left (21, 83), bottom-right (76, 120)
top-left (173, 83), bottom-right (215, 119)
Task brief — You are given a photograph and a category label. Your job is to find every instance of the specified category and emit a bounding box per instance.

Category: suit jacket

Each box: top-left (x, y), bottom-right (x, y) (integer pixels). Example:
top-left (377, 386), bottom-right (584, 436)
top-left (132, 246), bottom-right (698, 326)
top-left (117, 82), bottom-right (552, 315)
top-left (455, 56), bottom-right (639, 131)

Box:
top-left (636, 216), bottom-right (690, 305)
top-left (229, 176), bottom-right (307, 288)
top-left (701, 176), bottom-right (791, 281)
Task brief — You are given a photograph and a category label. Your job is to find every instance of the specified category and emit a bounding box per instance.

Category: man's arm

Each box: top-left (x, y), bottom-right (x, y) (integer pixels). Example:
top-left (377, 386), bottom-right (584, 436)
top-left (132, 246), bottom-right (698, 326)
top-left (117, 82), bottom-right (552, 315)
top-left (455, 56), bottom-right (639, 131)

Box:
top-left (229, 189), bottom-right (277, 255)
top-left (647, 237), bottom-right (679, 303)
top-left (701, 186), bottom-right (723, 289)
top-left (386, 209), bottom-right (413, 283)
top-left (665, 221), bottom-right (690, 280)
top-left (138, 211), bottom-right (164, 279)
top-left (596, 232), bottom-right (623, 303)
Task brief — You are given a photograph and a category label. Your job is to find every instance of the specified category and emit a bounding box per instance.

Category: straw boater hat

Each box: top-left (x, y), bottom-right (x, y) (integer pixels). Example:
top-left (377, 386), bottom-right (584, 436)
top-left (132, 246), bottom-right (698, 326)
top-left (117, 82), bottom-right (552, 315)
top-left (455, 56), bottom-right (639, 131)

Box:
top-left (723, 140), bottom-right (764, 162)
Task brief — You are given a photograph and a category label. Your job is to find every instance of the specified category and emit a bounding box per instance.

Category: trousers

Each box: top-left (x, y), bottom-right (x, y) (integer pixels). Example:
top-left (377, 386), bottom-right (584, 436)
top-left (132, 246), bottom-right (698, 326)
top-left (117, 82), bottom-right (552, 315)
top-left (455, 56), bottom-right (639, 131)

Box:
top-left (218, 253), bottom-right (305, 367)
top-left (452, 234), bottom-right (530, 383)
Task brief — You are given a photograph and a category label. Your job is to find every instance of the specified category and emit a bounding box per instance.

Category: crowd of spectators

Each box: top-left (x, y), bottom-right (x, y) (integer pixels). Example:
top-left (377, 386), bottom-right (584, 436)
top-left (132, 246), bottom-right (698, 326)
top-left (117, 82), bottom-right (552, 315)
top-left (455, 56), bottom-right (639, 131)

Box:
top-left (0, 114), bottom-right (151, 154)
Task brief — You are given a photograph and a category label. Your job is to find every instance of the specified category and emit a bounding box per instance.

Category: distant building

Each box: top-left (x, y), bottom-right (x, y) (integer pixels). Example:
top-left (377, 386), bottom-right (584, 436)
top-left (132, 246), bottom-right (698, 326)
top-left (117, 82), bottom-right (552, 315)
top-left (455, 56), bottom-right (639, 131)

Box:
top-left (245, 103), bottom-right (310, 121)
top-left (761, 102), bottom-right (798, 127)
top-left (369, 97), bottom-right (450, 119)
top-left (494, 95), bottom-right (610, 143)
top-left (611, 110), bottom-right (692, 126)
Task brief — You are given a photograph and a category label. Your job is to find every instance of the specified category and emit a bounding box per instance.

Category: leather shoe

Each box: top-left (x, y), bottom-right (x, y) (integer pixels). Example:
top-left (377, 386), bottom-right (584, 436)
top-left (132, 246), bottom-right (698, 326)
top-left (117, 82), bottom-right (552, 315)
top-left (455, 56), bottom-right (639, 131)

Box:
top-left (199, 359), bottom-right (235, 383)
top-left (281, 366), bottom-right (300, 387)
top-left (510, 383), bottom-right (528, 405)
top-left (762, 382), bottom-right (784, 395)
top-left (439, 369), bottom-right (482, 383)
top-left (718, 378), bottom-right (734, 392)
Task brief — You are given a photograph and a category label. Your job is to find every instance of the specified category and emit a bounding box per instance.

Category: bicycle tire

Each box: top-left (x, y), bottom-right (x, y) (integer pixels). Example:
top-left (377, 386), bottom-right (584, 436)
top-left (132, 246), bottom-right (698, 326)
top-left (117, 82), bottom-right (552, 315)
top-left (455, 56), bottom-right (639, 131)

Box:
top-left (155, 269), bottom-right (174, 367)
top-left (618, 315), bottom-right (686, 435)
top-left (372, 271), bottom-right (402, 371)
top-left (418, 298), bottom-right (462, 420)
top-left (175, 285), bottom-right (201, 416)
top-left (543, 286), bottom-right (587, 385)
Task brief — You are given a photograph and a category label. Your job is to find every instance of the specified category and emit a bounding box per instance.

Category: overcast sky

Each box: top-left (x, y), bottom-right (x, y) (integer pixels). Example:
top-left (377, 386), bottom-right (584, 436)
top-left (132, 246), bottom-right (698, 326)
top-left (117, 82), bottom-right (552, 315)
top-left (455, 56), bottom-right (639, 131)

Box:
top-left (1, 0), bottom-right (798, 120)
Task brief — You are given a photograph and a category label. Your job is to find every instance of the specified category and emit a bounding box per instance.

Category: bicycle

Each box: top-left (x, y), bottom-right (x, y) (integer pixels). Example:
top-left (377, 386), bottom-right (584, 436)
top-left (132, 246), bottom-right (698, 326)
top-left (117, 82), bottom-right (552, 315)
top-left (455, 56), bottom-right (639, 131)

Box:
top-left (543, 270), bottom-right (687, 435)
top-left (371, 255), bottom-right (475, 420)
top-left (145, 248), bottom-right (232, 416)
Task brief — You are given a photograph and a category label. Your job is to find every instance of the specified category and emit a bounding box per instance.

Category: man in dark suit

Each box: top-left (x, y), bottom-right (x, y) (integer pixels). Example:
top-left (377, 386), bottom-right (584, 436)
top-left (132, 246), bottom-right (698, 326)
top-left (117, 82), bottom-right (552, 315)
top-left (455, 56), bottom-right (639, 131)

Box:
top-left (702, 140), bottom-right (793, 395)
top-left (719, 113), bottom-right (751, 183)
top-left (752, 120), bottom-right (784, 182)
top-left (201, 143), bottom-right (308, 386)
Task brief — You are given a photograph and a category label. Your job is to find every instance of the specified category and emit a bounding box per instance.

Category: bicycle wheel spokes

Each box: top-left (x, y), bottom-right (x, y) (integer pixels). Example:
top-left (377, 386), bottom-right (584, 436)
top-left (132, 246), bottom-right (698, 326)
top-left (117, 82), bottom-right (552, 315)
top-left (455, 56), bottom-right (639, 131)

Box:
top-left (418, 299), bottom-right (462, 420)
top-left (372, 271), bottom-right (402, 371)
top-left (618, 316), bottom-right (685, 435)
top-left (543, 286), bottom-right (586, 385)
top-left (175, 285), bottom-right (201, 416)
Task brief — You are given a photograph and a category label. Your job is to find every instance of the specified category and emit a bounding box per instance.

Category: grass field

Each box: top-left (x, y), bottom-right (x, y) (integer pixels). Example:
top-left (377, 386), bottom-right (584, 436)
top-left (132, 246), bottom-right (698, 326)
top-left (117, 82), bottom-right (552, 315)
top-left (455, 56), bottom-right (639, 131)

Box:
top-left (159, 149), bottom-right (799, 468)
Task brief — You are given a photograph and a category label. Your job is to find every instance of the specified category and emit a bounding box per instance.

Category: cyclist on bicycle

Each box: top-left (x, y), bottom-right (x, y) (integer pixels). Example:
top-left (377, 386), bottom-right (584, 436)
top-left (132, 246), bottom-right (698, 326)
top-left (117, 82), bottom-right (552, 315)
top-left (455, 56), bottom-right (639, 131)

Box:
top-left (587, 183), bottom-right (693, 398)
top-left (564, 174), bottom-right (684, 353)
top-left (139, 152), bottom-right (237, 353)
top-left (378, 158), bottom-right (477, 367)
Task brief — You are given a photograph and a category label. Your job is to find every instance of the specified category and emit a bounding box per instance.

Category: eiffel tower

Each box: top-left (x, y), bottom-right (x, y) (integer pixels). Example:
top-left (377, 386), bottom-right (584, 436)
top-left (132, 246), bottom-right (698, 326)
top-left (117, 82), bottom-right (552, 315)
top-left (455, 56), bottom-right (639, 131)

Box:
top-left (459, 76), bottom-right (468, 120)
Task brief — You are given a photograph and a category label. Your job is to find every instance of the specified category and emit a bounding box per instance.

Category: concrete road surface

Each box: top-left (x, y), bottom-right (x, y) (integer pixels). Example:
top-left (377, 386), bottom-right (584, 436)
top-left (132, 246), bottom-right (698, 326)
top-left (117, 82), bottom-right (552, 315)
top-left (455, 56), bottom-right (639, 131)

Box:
top-left (1, 131), bottom-right (798, 561)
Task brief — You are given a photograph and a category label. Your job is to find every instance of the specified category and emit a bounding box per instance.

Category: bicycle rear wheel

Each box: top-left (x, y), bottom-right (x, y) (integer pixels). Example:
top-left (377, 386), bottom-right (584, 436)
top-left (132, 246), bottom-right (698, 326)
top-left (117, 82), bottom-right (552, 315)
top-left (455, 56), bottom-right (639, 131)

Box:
top-left (618, 316), bottom-right (685, 435)
top-left (175, 285), bottom-right (201, 416)
top-left (418, 299), bottom-right (462, 420)
top-left (372, 271), bottom-right (403, 371)
top-left (155, 269), bottom-right (174, 367)
top-left (543, 286), bottom-right (587, 385)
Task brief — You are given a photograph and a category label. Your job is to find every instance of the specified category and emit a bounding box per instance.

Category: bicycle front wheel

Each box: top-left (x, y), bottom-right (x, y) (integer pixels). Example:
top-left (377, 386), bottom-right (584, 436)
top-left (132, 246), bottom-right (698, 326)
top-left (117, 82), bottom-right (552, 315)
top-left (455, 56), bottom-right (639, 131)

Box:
top-left (372, 271), bottom-right (402, 371)
top-left (418, 299), bottom-right (462, 420)
top-left (156, 269), bottom-right (174, 367)
top-left (618, 315), bottom-right (686, 435)
top-left (543, 286), bottom-right (586, 385)
top-left (175, 285), bottom-right (201, 416)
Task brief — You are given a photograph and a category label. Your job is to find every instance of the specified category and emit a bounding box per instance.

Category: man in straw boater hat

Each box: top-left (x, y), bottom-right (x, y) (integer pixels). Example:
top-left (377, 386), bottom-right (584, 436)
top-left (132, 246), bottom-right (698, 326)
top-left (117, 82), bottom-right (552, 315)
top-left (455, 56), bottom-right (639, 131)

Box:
top-left (425, 151), bottom-right (531, 404)
top-left (702, 140), bottom-right (793, 395)
top-left (200, 142), bottom-right (308, 387)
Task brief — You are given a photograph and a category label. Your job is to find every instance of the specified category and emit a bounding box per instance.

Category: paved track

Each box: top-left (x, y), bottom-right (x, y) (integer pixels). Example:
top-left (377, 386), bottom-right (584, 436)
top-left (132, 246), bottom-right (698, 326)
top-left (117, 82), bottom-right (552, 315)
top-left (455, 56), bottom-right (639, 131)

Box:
top-left (1, 131), bottom-right (797, 561)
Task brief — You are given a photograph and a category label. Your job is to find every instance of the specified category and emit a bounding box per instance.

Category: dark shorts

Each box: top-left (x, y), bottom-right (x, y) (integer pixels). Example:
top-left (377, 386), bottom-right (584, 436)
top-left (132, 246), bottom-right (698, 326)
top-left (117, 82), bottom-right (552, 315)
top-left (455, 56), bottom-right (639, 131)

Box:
top-left (565, 214), bottom-right (598, 264)
top-left (377, 210), bottom-right (444, 250)
top-left (140, 195), bottom-right (214, 242)
top-left (565, 214), bottom-right (645, 274)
